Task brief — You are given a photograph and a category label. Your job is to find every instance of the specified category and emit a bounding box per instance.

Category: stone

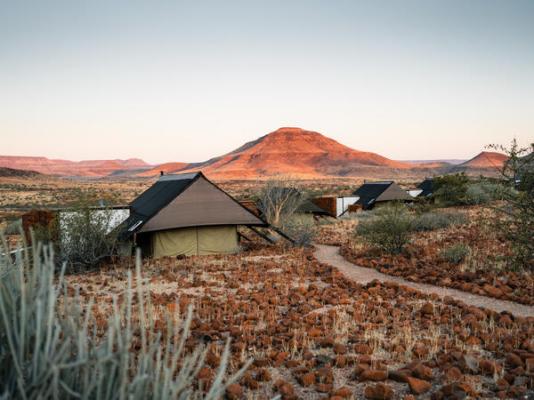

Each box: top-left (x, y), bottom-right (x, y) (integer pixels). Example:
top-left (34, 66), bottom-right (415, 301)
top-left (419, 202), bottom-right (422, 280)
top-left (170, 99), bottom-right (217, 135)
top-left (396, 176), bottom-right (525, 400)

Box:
top-left (226, 383), bottom-right (243, 400)
top-left (334, 343), bottom-right (347, 355)
top-left (300, 372), bottom-right (315, 387)
top-left (421, 302), bottom-right (434, 315)
top-left (506, 352), bottom-right (524, 368)
top-left (445, 366), bottom-right (462, 382)
top-left (275, 380), bottom-right (296, 400)
top-left (355, 344), bottom-right (372, 354)
top-left (413, 363), bottom-right (433, 381)
top-left (388, 369), bottom-right (410, 383)
top-left (333, 387), bottom-right (352, 398)
top-left (479, 359), bottom-right (497, 376)
top-left (483, 284), bottom-right (503, 298)
top-left (364, 383), bottom-right (394, 400)
top-left (360, 369), bottom-right (388, 382)
top-left (406, 376), bottom-right (432, 395)
top-left (256, 368), bottom-right (271, 382)
top-left (315, 383), bottom-right (333, 393)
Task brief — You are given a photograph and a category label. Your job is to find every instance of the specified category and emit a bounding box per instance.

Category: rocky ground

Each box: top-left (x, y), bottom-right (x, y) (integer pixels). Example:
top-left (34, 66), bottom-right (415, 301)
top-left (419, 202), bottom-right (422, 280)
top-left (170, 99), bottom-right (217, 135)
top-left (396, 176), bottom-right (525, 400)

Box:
top-left (339, 207), bottom-right (534, 306)
top-left (68, 244), bottom-right (534, 399)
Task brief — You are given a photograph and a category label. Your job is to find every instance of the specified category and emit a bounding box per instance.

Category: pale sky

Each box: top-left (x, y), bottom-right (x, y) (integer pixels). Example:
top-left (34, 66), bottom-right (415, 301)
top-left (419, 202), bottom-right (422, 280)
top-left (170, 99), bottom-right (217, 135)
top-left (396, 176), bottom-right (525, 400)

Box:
top-left (1, 0), bottom-right (533, 164)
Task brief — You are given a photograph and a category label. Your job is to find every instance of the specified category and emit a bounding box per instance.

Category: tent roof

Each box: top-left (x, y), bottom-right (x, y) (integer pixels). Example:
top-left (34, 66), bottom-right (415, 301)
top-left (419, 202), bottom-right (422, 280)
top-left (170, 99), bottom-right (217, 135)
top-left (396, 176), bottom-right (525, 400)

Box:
top-left (352, 181), bottom-right (412, 208)
top-left (121, 172), bottom-right (266, 238)
top-left (297, 199), bottom-right (329, 215)
top-left (417, 178), bottom-right (434, 197)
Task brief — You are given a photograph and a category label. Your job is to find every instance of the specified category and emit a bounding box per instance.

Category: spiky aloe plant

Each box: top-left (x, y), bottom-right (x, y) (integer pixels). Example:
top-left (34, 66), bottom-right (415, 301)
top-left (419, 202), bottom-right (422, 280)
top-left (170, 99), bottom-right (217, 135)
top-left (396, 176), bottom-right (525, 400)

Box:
top-left (0, 236), bottom-right (250, 399)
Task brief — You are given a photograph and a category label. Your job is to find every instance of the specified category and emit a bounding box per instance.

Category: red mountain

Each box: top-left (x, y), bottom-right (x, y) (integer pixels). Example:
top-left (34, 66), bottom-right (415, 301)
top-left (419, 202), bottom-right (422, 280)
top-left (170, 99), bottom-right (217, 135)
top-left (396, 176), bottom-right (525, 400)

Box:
top-left (0, 156), bottom-right (150, 177)
top-left (175, 127), bottom-right (411, 178)
top-left (460, 151), bottom-right (508, 169)
top-left (138, 162), bottom-right (190, 177)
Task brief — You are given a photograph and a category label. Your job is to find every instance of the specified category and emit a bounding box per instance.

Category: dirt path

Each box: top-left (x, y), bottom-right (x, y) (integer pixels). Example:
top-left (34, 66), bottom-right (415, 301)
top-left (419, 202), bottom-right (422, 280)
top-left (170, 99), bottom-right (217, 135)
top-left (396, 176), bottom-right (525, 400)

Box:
top-left (314, 244), bottom-right (534, 318)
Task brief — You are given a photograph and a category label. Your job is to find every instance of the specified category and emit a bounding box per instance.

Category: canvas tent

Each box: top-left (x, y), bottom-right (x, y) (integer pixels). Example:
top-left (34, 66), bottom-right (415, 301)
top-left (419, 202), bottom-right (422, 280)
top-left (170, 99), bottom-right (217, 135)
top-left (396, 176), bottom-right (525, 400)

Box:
top-left (352, 181), bottom-right (413, 210)
top-left (297, 199), bottom-right (330, 216)
top-left (120, 172), bottom-right (266, 257)
top-left (417, 179), bottom-right (434, 198)
top-left (309, 196), bottom-right (360, 218)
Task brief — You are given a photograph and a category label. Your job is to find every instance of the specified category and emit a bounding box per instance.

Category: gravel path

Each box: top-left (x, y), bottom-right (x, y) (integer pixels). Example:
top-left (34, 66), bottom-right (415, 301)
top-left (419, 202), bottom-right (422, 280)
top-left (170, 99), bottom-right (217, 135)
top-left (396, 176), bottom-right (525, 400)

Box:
top-left (314, 244), bottom-right (534, 318)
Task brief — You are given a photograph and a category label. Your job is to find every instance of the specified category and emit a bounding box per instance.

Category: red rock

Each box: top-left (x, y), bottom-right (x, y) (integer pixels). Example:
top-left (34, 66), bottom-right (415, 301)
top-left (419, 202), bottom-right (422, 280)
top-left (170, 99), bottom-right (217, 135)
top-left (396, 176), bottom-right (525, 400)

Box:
top-left (316, 383), bottom-right (332, 393)
top-left (413, 363), bottom-right (433, 381)
top-left (445, 366), bottom-right (462, 382)
top-left (335, 355), bottom-right (347, 368)
top-left (316, 367), bottom-right (334, 384)
top-left (479, 359), bottom-right (497, 375)
top-left (364, 383), bottom-right (394, 400)
top-left (355, 344), bottom-right (372, 354)
top-left (226, 383), bottom-right (243, 400)
top-left (274, 351), bottom-right (289, 366)
top-left (496, 378), bottom-right (509, 391)
top-left (197, 366), bottom-right (213, 380)
top-left (308, 327), bottom-right (322, 337)
top-left (300, 372), bottom-right (315, 387)
top-left (483, 284), bottom-right (504, 298)
top-left (360, 369), bottom-right (388, 382)
top-left (256, 368), bottom-right (271, 382)
top-left (333, 343), bottom-right (347, 355)
top-left (421, 302), bottom-right (434, 315)
top-left (412, 343), bottom-right (428, 359)
top-left (275, 380), bottom-right (296, 400)
top-left (406, 376), bottom-right (431, 394)
top-left (506, 353), bottom-right (524, 368)
top-left (333, 387), bottom-right (352, 398)
top-left (388, 369), bottom-right (410, 383)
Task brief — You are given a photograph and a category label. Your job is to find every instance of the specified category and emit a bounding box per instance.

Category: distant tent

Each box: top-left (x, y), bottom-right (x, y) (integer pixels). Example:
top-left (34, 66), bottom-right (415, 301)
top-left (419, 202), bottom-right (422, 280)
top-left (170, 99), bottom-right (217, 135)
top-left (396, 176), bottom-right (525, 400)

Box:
top-left (417, 178), bottom-right (434, 198)
top-left (352, 181), bottom-right (412, 210)
top-left (297, 199), bottom-right (330, 216)
top-left (120, 172), bottom-right (266, 257)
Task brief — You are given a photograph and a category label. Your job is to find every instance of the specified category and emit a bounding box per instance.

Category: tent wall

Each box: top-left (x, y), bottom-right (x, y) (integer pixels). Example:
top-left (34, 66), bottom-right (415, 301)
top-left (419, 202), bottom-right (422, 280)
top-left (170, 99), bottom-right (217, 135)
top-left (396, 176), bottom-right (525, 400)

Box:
top-left (336, 197), bottom-right (359, 217)
top-left (140, 177), bottom-right (263, 233)
top-left (151, 225), bottom-right (238, 257)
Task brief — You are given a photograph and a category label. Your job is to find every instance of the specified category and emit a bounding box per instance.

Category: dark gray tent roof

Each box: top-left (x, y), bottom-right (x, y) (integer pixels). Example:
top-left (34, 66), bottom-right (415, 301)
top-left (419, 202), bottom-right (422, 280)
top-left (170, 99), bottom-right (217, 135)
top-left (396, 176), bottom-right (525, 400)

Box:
top-left (417, 178), bottom-right (434, 197)
top-left (120, 172), bottom-right (265, 238)
top-left (353, 181), bottom-right (412, 208)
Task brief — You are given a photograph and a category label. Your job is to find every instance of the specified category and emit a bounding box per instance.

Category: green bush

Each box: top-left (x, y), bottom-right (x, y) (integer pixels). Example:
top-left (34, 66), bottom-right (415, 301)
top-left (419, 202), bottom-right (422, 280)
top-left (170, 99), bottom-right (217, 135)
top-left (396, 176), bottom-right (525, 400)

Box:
top-left (59, 207), bottom-right (120, 270)
top-left (465, 184), bottom-right (491, 205)
top-left (2, 219), bottom-right (22, 235)
top-left (464, 182), bottom-right (508, 205)
top-left (355, 204), bottom-right (413, 254)
top-left (0, 239), bottom-right (249, 399)
top-left (284, 215), bottom-right (317, 247)
top-left (433, 174), bottom-right (470, 206)
top-left (411, 211), bottom-right (467, 232)
top-left (439, 243), bottom-right (470, 264)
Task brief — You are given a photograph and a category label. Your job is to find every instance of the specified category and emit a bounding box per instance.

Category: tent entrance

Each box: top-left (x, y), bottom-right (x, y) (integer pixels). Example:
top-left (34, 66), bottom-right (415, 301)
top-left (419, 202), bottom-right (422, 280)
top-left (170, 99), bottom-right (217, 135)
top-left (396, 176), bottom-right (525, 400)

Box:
top-left (151, 225), bottom-right (238, 257)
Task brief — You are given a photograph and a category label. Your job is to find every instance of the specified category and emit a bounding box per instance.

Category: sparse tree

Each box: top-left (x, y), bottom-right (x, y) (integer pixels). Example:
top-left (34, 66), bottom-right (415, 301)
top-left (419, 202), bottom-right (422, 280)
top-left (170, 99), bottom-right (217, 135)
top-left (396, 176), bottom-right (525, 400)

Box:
top-left (59, 206), bottom-right (121, 270)
top-left (487, 139), bottom-right (534, 270)
top-left (257, 178), bottom-right (305, 227)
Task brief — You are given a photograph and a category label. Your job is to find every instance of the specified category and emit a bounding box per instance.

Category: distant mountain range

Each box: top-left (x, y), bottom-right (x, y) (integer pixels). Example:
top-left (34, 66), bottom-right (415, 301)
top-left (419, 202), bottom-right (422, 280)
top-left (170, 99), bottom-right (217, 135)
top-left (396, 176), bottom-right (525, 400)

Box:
top-left (0, 156), bottom-right (149, 177)
top-left (0, 128), bottom-right (507, 179)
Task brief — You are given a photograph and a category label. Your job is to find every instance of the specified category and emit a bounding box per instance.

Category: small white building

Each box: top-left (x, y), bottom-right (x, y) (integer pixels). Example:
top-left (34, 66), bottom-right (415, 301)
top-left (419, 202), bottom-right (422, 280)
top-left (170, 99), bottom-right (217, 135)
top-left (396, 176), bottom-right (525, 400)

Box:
top-left (336, 196), bottom-right (360, 217)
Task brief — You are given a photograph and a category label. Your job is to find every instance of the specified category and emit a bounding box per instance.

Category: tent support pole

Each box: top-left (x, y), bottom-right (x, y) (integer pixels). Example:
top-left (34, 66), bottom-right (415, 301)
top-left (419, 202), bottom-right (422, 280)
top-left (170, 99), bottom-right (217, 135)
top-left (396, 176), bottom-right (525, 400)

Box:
top-left (238, 231), bottom-right (252, 242)
top-left (268, 226), bottom-right (295, 244)
top-left (247, 226), bottom-right (275, 244)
